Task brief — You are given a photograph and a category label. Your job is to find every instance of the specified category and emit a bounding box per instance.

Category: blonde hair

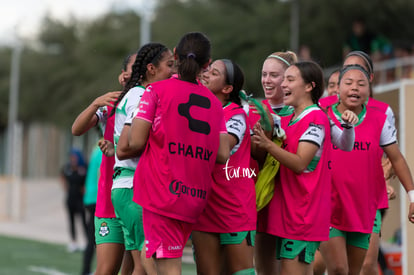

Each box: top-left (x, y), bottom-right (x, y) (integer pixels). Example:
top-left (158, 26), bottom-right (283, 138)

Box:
top-left (266, 51), bottom-right (298, 68)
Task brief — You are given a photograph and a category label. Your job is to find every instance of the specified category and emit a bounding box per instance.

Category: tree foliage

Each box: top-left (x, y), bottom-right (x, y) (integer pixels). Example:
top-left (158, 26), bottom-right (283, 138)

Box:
top-left (1, 0), bottom-right (414, 129)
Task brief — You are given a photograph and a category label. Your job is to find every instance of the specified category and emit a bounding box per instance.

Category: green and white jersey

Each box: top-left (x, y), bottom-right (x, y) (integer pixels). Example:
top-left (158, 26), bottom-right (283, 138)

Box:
top-left (113, 86), bottom-right (145, 189)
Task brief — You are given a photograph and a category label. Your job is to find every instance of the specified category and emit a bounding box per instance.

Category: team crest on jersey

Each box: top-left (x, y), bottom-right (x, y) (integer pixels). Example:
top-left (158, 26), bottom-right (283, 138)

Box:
top-left (99, 222), bottom-right (110, 237)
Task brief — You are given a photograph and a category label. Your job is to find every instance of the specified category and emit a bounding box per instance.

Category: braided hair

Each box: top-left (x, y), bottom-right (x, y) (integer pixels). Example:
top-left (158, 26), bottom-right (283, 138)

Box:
top-left (110, 43), bottom-right (168, 116)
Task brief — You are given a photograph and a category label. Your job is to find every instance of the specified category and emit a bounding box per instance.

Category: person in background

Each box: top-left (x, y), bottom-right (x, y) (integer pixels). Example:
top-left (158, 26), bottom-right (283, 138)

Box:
top-left (81, 141), bottom-right (102, 275)
top-left (318, 68), bottom-right (341, 111)
top-left (343, 17), bottom-right (392, 62)
top-left (326, 69), bottom-right (340, 96)
top-left (298, 45), bottom-right (314, 62)
top-left (72, 52), bottom-right (137, 275)
top-left (60, 147), bottom-right (88, 253)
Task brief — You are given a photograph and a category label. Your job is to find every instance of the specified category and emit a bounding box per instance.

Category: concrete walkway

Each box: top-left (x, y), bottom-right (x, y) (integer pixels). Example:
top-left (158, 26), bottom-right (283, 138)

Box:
top-left (0, 178), bottom-right (85, 246)
top-left (0, 178), bottom-right (194, 263)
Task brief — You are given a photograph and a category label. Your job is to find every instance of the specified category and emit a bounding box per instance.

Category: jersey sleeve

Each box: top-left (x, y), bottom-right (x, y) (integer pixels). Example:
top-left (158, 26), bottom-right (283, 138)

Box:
top-left (96, 106), bottom-right (108, 123)
top-left (135, 85), bottom-right (157, 124)
top-left (385, 106), bottom-right (396, 129)
top-left (226, 113), bottom-right (246, 143)
top-left (380, 118), bottom-right (397, 147)
top-left (226, 113), bottom-right (247, 155)
top-left (299, 123), bottom-right (326, 148)
top-left (124, 89), bottom-right (143, 125)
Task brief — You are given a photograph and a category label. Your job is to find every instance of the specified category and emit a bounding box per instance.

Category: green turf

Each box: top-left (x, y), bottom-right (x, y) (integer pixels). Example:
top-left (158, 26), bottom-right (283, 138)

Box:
top-left (0, 235), bottom-right (196, 274)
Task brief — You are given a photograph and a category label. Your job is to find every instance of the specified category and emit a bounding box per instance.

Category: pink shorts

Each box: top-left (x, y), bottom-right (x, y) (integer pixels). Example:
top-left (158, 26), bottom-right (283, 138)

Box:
top-left (143, 208), bottom-right (193, 258)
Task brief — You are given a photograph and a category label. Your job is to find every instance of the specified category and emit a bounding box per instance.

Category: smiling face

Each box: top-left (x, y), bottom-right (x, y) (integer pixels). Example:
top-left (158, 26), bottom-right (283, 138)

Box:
top-left (201, 60), bottom-right (228, 95)
top-left (261, 58), bottom-right (287, 105)
top-left (338, 69), bottom-right (370, 112)
top-left (153, 49), bottom-right (175, 82)
top-left (281, 65), bottom-right (312, 107)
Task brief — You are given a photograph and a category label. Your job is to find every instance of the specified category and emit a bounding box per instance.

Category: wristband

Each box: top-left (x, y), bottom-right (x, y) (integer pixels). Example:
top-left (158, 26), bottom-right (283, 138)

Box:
top-left (341, 123), bottom-right (353, 129)
top-left (408, 190), bottom-right (414, 203)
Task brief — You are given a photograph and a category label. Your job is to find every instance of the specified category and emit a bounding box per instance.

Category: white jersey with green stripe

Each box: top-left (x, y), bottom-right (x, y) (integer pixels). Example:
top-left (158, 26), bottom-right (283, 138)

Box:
top-left (113, 85), bottom-right (145, 189)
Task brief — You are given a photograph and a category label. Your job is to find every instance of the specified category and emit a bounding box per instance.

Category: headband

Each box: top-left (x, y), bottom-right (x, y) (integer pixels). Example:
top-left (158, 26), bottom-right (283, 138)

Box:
top-left (221, 59), bottom-right (234, 86)
top-left (345, 51), bottom-right (373, 75)
top-left (339, 64), bottom-right (370, 84)
top-left (267, 54), bottom-right (290, 66)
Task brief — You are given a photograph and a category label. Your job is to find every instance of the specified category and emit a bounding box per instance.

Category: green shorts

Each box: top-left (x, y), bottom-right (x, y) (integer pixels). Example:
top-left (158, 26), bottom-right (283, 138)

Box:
top-left (276, 237), bottom-right (320, 264)
top-left (372, 210), bottom-right (382, 234)
top-left (219, 230), bottom-right (256, 246)
top-left (329, 227), bottom-right (371, 249)
top-left (95, 217), bottom-right (125, 245)
top-left (111, 188), bottom-right (144, 251)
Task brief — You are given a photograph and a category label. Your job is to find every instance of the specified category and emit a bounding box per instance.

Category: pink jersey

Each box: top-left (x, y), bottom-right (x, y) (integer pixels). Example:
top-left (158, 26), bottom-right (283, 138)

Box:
top-left (328, 106), bottom-right (386, 233)
top-left (368, 99), bottom-right (389, 209)
top-left (318, 95), bottom-right (338, 109)
top-left (193, 103), bottom-right (256, 233)
top-left (319, 95), bottom-right (389, 113)
top-left (266, 106), bottom-right (332, 241)
top-left (320, 95), bottom-right (391, 210)
top-left (368, 97), bottom-right (388, 113)
top-left (133, 77), bottom-right (227, 224)
top-left (369, 98), bottom-right (392, 209)
top-left (95, 105), bottom-right (116, 218)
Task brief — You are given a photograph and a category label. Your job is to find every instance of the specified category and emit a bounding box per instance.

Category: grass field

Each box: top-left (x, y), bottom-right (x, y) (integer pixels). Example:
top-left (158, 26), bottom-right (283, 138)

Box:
top-left (0, 235), bottom-right (197, 275)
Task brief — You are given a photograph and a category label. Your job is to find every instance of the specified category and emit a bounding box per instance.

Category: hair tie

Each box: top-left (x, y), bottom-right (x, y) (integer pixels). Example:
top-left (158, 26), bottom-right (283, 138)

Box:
top-left (187, 53), bottom-right (196, 59)
top-left (267, 54), bottom-right (290, 66)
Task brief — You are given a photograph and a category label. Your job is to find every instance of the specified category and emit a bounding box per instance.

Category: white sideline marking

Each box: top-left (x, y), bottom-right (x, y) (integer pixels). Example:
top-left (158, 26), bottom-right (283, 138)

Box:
top-left (28, 266), bottom-right (69, 275)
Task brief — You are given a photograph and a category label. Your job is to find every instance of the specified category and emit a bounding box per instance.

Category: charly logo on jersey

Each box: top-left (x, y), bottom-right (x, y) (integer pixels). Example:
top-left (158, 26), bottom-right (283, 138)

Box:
top-left (169, 179), bottom-right (207, 200)
top-left (223, 159), bottom-right (256, 180)
top-left (168, 142), bottom-right (213, 161)
top-left (333, 141), bottom-right (371, 151)
top-left (99, 222), bottom-right (110, 237)
top-left (168, 245), bottom-right (183, 251)
top-left (178, 93), bottom-right (211, 135)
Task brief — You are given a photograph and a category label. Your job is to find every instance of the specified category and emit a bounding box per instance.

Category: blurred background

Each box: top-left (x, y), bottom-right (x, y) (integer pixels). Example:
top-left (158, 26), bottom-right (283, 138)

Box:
top-left (1, 0), bottom-right (414, 177)
top-left (1, 0), bottom-right (414, 274)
